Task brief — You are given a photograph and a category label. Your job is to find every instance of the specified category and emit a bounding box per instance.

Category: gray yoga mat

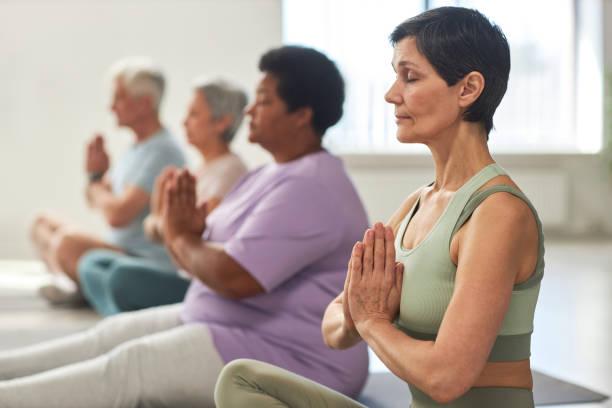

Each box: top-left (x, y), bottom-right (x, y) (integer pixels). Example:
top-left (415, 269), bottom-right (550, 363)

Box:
top-left (357, 371), bottom-right (608, 407)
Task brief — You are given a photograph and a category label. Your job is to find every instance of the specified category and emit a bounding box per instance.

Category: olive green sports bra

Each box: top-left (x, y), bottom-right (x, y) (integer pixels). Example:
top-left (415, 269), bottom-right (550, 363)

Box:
top-left (395, 163), bottom-right (544, 362)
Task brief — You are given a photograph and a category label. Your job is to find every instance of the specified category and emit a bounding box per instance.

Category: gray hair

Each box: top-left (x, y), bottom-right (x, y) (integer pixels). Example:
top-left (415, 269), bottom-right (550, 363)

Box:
top-left (194, 78), bottom-right (248, 143)
top-left (109, 57), bottom-right (165, 111)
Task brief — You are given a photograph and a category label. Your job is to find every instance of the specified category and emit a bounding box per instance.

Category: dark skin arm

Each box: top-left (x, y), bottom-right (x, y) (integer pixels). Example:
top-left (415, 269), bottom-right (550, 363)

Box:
top-left (162, 169), bottom-right (264, 299)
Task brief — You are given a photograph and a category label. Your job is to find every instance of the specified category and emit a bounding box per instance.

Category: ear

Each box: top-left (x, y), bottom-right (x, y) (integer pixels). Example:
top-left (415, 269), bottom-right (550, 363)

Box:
top-left (214, 114), bottom-right (233, 136)
top-left (458, 71), bottom-right (485, 109)
top-left (137, 94), bottom-right (156, 113)
top-left (292, 106), bottom-right (314, 129)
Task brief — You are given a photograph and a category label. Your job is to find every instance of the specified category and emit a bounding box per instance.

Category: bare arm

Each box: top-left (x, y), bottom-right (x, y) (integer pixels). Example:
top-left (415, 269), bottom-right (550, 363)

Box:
top-left (321, 263), bottom-right (361, 349)
top-left (162, 169), bottom-right (264, 300)
top-left (87, 183), bottom-right (150, 228)
top-left (321, 188), bottom-right (423, 350)
top-left (83, 133), bottom-right (149, 228)
top-left (168, 234), bottom-right (264, 299)
top-left (143, 214), bottom-right (163, 242)
top-left (351, 194), bottom-right (537, 403)
top-left (143, 166), bottom-right (177, 242)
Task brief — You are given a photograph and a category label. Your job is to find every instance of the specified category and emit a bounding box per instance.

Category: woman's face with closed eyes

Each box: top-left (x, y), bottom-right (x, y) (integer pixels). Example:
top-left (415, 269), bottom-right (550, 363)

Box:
top-left (384, 37), bottom-right (463, 145)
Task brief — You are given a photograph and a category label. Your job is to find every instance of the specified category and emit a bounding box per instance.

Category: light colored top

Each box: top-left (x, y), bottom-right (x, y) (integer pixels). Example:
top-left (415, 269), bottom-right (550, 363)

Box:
top-left (394, 163), bottom-right (545, 403)
top-left (107, 128), bottom-right (185, 269)
top-left (193, 152), bottom-right (247, 205)
top-left (181, 151), bottom-right (370, 397)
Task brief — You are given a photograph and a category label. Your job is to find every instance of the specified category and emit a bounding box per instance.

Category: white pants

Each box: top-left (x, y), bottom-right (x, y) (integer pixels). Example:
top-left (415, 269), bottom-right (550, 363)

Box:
top-left (0, 304), bottom-right (224, 408)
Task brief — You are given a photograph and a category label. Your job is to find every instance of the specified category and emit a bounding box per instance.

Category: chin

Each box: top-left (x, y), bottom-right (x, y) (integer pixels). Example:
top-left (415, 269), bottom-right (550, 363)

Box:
top-left (395, 131), bottom-right (422, 144)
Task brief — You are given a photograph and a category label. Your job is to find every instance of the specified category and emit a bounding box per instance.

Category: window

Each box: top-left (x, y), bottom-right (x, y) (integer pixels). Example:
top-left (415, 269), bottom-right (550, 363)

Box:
top-left (282, 0), bottom-right (603, 154)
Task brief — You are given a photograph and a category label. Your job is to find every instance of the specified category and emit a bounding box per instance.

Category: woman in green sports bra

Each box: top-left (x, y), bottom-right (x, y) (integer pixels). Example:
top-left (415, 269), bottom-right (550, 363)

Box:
top-left (214, 6), bottom-right (543, 408)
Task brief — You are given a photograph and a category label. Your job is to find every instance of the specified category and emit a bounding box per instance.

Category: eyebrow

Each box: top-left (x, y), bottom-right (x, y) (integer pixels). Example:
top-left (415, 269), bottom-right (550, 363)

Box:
top-left (395, 60), bottom-right (420, 69)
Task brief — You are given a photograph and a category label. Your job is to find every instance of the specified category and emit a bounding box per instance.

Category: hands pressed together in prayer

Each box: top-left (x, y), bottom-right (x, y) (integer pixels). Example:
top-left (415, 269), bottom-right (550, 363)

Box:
top-left (160, 168), bottom-right (208, 243)
top-left (84, 134), bottom-right (112, 206)
top-left (85, 133), bottom-right (110, 176)
top-left (342, 222), bottom-right (404, 337)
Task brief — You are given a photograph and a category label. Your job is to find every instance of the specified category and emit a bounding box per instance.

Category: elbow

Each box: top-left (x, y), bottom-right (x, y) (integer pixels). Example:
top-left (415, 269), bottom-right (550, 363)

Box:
top-left (107, 213), bottom-right (131, 228)
top-left (105, 207), bottom-right (132, 228)
top-left (322, 332), bottom-right (337, 349)
top-left (214, 285), bottom-right (247, 300)
top-left (105, 204), bottom-right (138, 228)
top-left (425, 378), bottom-right (471, 404)
top-left (215, 256), bottom-right (265, 300)
top-left (218, 279), bottom-right (264, 300)
top-left (321, 329), bottom-right (337, 349)
top-left (321, 324), bottom-right (349, 350)
top-left (417, 360), bottom-right (474, 404)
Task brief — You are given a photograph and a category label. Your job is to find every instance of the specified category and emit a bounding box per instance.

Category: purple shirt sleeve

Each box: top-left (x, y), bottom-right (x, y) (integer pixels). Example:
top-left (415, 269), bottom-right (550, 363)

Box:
top-left (224, 177), bottom-right (343, 291)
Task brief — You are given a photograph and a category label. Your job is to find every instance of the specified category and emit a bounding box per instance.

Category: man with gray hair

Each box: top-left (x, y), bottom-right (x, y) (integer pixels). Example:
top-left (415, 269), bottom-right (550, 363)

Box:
top-left (30, 57), bottom-right (186, 304)
top-left (77, 77), bottom-right (249, 315)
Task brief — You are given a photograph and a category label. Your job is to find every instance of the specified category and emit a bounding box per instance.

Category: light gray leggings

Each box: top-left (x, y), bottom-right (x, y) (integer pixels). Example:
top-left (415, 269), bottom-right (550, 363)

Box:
top-left (0, 304), bottom-right (224, 408)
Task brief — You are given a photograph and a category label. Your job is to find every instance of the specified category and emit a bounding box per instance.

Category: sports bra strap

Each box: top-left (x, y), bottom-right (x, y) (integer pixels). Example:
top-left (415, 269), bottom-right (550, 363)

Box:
top-left (450, 184), bottom-right (545, 289)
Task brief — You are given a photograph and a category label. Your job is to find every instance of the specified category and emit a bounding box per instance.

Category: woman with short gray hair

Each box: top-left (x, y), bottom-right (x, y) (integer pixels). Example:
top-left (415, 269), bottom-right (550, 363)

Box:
top-left (77, 78), bottom-right (248, 316)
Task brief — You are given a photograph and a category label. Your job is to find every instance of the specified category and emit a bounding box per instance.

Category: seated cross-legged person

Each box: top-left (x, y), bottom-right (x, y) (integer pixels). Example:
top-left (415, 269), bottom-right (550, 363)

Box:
top-left (0, 46), bottom-right (369, 408)
top-left (78, 78), bottom-right (249, 315)
top-left (29, 57), bottom-right (185, 304)
top-left (214, 7), bottom-right (544, 408)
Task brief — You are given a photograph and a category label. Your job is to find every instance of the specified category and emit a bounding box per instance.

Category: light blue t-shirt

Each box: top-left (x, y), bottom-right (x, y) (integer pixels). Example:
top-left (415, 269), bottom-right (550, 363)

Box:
top-left (107, 128), bottom-right (185, 269)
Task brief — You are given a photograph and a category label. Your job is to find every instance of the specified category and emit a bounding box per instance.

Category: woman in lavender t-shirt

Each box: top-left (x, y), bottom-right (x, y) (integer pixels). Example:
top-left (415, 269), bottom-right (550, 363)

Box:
top-left (0, 46), bottom-right (369, 407)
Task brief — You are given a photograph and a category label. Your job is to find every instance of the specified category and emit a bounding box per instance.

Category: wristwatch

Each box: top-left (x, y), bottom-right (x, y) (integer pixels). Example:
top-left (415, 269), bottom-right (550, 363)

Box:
top-left (88, 171), bottom-right (105, 183)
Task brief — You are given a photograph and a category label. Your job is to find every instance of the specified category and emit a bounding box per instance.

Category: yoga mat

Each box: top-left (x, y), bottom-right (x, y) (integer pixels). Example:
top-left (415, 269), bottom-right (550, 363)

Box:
top-left (358, 371), bottom-right (608, 407)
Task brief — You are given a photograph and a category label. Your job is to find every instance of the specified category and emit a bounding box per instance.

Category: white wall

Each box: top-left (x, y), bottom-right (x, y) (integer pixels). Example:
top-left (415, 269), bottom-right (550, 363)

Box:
top-left (1, 0), bottom-right (611, 260)
top-left (0, 0), bottom-right (281, 259)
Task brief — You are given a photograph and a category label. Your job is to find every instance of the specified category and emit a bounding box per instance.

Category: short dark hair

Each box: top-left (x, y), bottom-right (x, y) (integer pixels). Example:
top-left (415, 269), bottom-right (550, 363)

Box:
top-left (390, 7), bottom-right (510, 137)
top-left (258, 46), bottom-right (345, 137)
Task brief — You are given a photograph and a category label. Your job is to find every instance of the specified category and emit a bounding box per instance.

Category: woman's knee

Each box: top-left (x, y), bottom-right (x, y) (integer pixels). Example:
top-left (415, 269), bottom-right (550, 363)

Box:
top-left (50, 229), bottom-right (81, 264)
top-left (78, 250), bottom-right (118, 282)
top-left (215, 359), bottom-right (268, 402)
top-left (106, 265), bottom-right (140, 312)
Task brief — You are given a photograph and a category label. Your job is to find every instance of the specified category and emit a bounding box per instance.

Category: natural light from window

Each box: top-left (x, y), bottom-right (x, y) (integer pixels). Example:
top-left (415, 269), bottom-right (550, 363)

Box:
top-left (282, 0), bottom-right (603, 154)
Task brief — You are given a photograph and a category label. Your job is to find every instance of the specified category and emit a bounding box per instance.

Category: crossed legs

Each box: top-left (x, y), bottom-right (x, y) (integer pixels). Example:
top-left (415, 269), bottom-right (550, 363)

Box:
top-left (29, 212), bottom-right (123, 282)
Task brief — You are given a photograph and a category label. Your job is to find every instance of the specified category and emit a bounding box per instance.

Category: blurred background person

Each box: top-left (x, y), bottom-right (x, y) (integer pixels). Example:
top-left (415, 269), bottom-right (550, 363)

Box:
top-left (78, 78), bottom-right (248, 315)
top-left (29, 57), bottom-right (185, 305)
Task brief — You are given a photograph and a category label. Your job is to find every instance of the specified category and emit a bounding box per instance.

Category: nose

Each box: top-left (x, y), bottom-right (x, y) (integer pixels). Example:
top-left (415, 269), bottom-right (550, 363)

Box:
top-left (245, 102), bottom-right (255, 117)
top-left (384, 79), bottom-right (402, 105)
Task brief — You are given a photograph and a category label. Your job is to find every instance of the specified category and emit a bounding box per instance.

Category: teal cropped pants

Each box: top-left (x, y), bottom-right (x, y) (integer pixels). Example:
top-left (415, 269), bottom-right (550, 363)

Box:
top-left (78, 249), bottom-right (190, 316)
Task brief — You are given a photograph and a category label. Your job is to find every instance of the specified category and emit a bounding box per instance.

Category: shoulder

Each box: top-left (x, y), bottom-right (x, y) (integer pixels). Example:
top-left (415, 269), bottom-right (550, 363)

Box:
top-left (143, 133), bottom-right (184, 160)
top-left (280, 152), bottom-right (349, 189)
top-left (466, 180), bottom-right (538, 244)
top-left (218, 153), bottom-right (249, 174)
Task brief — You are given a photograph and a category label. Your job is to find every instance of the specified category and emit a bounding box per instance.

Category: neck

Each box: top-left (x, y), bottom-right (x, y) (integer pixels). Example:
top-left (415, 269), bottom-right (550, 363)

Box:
top-left (271, 128), bottom-right (323, 163)
top-left (130, 115), bottom-right (163, 143)
top-left (427, 121), bottom-right (494, 192)
top-left (198, 140), bottom-right (231, 163)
